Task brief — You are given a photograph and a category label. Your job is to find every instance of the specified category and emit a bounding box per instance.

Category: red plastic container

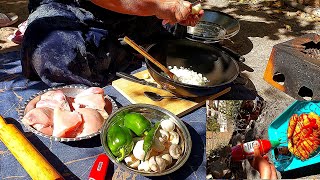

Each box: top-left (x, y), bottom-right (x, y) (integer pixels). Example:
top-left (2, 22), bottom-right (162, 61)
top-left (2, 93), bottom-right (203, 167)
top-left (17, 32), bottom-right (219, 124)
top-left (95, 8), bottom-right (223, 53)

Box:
top-left (231, 139), bottom-right (280, 161)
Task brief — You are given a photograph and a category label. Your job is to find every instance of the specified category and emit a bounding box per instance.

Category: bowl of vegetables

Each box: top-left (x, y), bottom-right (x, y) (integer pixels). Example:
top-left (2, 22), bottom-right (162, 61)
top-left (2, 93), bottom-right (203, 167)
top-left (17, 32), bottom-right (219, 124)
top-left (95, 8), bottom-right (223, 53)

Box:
top-left (100, 104), bottom-right (192, 176)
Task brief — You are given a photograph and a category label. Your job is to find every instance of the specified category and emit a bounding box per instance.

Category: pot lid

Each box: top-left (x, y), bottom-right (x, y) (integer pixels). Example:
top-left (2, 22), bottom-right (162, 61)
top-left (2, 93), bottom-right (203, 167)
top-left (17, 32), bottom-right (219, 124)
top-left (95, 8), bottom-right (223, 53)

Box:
top-left (186, 22), bottom-right (226, 43)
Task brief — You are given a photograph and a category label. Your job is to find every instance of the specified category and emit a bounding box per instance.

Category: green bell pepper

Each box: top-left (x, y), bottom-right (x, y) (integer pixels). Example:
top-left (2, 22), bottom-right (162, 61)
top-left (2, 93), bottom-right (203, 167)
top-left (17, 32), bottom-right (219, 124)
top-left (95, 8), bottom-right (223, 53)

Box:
top-left (124, 112), bottom-right (151, 136)
top-left (112, 110), bottom-right (129, 127)
top-left (107, 125), bottom-right (134, 162)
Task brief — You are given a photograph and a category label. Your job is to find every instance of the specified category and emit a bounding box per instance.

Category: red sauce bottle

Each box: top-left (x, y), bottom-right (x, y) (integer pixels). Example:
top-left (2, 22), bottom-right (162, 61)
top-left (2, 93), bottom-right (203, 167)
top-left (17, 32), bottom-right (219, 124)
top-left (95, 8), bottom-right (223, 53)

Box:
top-left (231, 139), bottom-right (280, 161)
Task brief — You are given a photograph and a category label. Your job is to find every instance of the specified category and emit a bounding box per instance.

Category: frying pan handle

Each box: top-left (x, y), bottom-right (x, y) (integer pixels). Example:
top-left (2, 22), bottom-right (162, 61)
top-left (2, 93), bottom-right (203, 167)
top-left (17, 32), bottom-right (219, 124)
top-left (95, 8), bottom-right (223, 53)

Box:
top-left (233, 74), bottom-right (248, 85)
top-left (216, 44), bottom-right (245, 62)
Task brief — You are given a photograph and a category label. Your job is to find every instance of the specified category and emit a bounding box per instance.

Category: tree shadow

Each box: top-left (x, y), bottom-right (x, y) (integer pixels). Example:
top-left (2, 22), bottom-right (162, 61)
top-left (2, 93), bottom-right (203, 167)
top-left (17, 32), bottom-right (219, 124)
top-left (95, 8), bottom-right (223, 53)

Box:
top-left (204, 2), bottom-right (319, 55)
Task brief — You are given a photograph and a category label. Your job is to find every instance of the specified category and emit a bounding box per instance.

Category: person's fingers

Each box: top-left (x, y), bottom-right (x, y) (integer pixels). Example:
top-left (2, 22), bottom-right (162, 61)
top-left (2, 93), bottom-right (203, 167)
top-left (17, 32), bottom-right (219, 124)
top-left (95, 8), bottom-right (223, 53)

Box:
top-left (198, 9), bottom-right (205, 16)
top-left (270, 164), bottom-right (278, 180)
top-left (162, 20), bottom-right (169, 25)
top-left (176, 1), bottom-right (191, 22)
top-left (259, 164), bottom-right (272, 179)
top-left (262, 154), bottom-right (269, 161)
top-left (253, 145), bottom-right (261, 157)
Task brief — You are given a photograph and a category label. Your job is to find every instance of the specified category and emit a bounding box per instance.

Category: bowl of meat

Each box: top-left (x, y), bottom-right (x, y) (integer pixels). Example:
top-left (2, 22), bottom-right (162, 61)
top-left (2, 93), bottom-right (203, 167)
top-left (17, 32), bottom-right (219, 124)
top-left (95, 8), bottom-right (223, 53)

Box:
top-left (100, 104), bottom-right (192, 176)
top-left (19, 85), bottom-right (118, 142)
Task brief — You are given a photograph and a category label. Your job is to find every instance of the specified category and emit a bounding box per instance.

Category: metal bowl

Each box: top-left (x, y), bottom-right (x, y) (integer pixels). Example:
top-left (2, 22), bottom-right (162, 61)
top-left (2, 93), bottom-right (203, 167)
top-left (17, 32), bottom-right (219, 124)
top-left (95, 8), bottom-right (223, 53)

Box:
top-left (18, 85), bottom-right (118, 142)
top-left (100, 104), bottom-right (192, 176)
top-left (187, 9), bottom-right (240, 43)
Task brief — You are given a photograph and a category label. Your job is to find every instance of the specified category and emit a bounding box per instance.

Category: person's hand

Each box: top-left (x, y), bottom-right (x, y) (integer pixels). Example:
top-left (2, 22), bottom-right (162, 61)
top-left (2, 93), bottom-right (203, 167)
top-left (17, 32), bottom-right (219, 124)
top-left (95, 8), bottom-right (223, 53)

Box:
top-left (154, 0), bottom-right (204, 26)
top-left (249, 145), bottom-right (278, 179)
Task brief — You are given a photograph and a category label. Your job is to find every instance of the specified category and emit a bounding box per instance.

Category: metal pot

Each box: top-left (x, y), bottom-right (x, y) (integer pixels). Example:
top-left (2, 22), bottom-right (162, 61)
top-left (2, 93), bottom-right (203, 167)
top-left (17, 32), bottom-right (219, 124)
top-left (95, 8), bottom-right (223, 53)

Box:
top-left (186, 9), bottom-right (240, 43)
top-left (145, 39), bottom-right (243, 97)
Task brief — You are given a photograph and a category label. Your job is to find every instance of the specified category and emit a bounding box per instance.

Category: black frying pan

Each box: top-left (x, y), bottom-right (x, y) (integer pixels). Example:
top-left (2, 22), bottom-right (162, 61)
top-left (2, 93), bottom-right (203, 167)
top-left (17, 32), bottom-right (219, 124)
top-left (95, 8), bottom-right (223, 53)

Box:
top-left (145, 39), bottom-right (242, 97)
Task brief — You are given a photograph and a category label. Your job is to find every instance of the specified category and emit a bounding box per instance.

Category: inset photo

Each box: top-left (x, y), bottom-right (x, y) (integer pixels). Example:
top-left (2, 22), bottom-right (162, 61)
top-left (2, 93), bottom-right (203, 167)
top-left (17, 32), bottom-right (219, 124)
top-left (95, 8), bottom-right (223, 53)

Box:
top-left (206, 100), bottom-right (320, 179)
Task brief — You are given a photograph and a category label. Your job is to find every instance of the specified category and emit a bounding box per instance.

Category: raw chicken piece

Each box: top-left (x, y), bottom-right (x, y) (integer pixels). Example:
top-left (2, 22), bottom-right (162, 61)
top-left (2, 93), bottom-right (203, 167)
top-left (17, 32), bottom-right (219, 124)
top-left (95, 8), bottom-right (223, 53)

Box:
top-left (41, 90), bottom-right (65, 99)
top-left (76, 108), bottom-right (105, 137)
top-left (74, 94), bottom-right (105, 110)
top-left (36, 99), bottom-right (70, 111)
top-left (73, 88), bottom-right (109, 118)
top-left (36, 90), bottom-right (71, 111)
top-left (75, 87), bottom-right (104, 98)
top-left (66, 97), bottom-right (75, 111)
top-left (97, 110), bottom-right (109, 119)
top-left (34, 125), bottom-right (53, 135)
top-left (52, 108), bottom-right (83, 138)
top-left (22, 107), bottom-right (54, 135)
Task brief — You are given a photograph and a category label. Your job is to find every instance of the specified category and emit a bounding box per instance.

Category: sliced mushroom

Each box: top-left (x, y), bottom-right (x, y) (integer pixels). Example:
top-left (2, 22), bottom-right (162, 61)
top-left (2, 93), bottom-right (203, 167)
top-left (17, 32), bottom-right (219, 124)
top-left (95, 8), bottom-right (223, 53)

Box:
top-left (138, 161), bottom-right (151, 172)
top-left (148, 156), bottom-right (167, 172)
top-left (169, 144), bottom-right (182, 159)
top-left (169, 131), bottom-right (180, 145)
top-left (161, 154), bottom-right (173, 166)
top-left (157, 129), bottom-right (170, 143)
top-left (160, 119), bottom-right (175, 132)
top-left (124, 154), bottom-right (140, 168)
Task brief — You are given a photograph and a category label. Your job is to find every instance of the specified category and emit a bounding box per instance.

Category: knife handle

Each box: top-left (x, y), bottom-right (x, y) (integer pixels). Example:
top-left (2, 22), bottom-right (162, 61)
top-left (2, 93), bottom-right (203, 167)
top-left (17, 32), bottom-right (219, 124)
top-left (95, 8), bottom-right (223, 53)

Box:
top-left (116, 72), bottom-right (147, 85)
top-left (88, 154), bottom-right (109, 180)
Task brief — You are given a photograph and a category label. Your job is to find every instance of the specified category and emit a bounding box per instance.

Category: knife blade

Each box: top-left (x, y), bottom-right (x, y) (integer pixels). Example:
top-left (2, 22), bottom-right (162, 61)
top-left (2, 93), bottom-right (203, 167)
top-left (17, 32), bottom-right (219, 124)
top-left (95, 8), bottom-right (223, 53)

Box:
top-left (116, 72), bottom-right (160, 88)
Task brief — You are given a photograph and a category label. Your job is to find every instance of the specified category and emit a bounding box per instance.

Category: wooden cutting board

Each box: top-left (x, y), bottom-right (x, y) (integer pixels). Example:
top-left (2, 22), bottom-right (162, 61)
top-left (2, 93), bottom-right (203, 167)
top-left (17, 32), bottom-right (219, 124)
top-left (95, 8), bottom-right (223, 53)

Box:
top-left (112, 70), bottom-right (231, 117)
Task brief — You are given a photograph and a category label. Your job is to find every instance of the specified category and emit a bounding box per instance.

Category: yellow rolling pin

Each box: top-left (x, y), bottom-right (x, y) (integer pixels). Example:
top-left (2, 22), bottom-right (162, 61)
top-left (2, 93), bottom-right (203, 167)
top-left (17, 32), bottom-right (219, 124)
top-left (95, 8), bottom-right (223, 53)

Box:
top-left (0, 115), bottom-right (64, 180)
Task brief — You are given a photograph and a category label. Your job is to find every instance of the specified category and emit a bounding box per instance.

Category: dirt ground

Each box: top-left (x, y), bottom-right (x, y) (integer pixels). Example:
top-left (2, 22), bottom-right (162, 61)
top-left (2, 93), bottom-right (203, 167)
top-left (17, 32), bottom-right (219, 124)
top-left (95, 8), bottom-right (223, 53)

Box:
top-left (0, 0), bottom-right (28, 52)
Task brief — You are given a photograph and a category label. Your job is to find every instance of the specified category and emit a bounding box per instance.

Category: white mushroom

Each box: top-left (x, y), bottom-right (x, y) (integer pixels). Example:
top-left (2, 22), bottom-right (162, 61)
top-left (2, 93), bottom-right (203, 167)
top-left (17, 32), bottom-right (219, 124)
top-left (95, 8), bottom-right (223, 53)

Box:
top-left (157, 129), bottom-right (170, 143)
top-left (161, 154), bottom-right (173, 166)
top-left (169, 131), bottom-right (180, 145)
top-left (148, 156), bottom-right (167, 172)
top-left (152, 137), bottom-right (165, 152)
top-left (138, 161), bottom-right (151, 172)
top-left (133, 140), bottom-right (148, 161)
top-left (169, 144), bottom-right (182, 159)
top-left (160, 119), bottom-right (175, 132)
top-left (124, 154), bottom-right (140, 168)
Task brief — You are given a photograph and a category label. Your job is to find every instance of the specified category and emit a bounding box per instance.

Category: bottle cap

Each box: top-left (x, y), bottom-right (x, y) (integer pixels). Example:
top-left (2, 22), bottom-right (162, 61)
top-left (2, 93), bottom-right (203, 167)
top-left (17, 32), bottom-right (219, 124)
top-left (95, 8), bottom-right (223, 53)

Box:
top-left (270, 139), bottom-right (281, 147)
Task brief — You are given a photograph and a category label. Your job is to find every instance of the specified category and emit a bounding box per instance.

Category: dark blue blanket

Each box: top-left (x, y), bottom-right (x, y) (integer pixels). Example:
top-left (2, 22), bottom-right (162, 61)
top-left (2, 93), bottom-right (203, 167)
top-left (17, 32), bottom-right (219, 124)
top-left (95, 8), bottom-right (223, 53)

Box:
top-left (21, 0), bottom-right (184, 87)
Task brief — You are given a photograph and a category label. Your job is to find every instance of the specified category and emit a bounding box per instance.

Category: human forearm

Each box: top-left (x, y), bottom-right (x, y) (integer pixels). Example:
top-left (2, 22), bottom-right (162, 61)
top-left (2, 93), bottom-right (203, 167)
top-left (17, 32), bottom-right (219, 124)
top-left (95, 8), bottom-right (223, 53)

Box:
top-left (91, 0), bottom-right (203, 27)
top-left (91, 0), bottom-right (158, 16)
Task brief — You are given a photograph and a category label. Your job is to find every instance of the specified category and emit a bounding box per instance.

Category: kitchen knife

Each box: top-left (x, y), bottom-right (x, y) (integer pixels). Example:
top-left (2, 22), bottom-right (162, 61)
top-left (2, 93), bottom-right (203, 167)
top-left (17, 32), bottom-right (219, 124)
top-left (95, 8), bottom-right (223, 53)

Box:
top-left (116, 72), bottom-right (160, 88)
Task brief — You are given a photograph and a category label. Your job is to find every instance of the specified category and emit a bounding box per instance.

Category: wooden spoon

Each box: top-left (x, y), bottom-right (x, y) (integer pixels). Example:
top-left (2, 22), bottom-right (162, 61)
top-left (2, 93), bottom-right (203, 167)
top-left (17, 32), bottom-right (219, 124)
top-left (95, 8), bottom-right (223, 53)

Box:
top-left (123, 36), bottom-right (176, 80)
